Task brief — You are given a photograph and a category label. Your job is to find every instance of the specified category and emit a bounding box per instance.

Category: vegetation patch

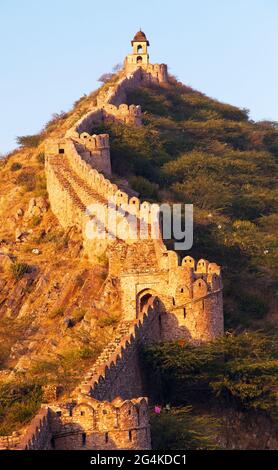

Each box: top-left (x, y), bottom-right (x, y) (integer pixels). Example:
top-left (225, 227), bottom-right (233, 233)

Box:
top-left (0, 381), bottom-right (42, 435)
top-left (11, 262), bottom-right (31, 280)
top-left (142, 332), bottom-right (278, 417)
top-left (150, 407), bottom-right (219, 450)
top-left (10, 162), bottom-right (22, 172)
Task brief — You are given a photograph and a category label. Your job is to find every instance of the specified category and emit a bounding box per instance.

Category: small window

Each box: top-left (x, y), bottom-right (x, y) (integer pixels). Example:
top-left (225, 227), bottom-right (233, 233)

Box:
top-left (105, 432), bottom-right (109, 443)
top-left (128, 410), bottom-right (131, 415)
top-left (181, 288), bottom-right (184, 293)
top-left (82, 433), bottom-right (86, 446)
top-left (59, 148), bottom-right (64, 154)
top-left (183, 308), bottom-right (186, 319)
top-left (81, 411), bottom-right (85, 416)
top-left (69, 408), bottom-right (72, 417)
top-left (173, 298), bottom-right (176, 306)
top-left (56, 411), bottom-right (62, 417)
top-left (129, 430), bottom-right (132, 442)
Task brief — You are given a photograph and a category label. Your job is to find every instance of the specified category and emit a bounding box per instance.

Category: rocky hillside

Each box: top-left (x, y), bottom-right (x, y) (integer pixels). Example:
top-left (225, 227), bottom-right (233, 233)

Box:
top-left (0, 81), bottom-right (123, 433)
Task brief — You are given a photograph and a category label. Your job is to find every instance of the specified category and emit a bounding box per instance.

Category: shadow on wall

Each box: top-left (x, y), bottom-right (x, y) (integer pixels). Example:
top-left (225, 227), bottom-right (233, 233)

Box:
top-left (137, 290), bottom-right (192, 341)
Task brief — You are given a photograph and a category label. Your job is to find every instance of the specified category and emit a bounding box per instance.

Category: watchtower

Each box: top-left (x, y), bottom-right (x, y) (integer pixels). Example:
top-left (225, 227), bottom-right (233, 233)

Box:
top-left (125, 30), bottom-right (150, 73)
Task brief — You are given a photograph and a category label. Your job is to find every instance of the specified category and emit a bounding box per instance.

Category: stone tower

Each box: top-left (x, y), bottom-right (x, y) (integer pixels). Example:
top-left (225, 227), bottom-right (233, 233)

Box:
top-left (125, 30), bottom-right (150, 73)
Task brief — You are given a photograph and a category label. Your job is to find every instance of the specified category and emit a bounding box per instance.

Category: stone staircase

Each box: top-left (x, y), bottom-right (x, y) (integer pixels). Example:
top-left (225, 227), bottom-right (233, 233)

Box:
top-left (51, 154), bottom-right (106, 208)
top-left (48, 152), bottom-right (144, 243)
top-left (76, 320), bottom-right (134, 394)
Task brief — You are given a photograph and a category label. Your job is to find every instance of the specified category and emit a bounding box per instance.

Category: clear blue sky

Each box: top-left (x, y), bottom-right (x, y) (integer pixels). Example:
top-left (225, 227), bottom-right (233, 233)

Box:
top-left (0, 0), bottom-right (277, 154)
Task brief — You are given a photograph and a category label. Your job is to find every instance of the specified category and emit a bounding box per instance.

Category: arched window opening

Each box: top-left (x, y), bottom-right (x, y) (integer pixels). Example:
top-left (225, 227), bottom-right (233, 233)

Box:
top-left (137, 56), bottom-right (143, 63)
top-left (82, 433), bottom-right (86, 446)
top-left (137, 45), bottom-right (143, 53)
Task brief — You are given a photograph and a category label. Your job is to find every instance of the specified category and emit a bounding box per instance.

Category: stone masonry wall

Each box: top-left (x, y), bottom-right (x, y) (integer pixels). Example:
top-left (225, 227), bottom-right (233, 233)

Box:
top-left (3, 397), bottom-right (150, 450)
top-left (49, 396), bottom-right (150, 450)
top-left (77, 296), bottom-right (161, 401)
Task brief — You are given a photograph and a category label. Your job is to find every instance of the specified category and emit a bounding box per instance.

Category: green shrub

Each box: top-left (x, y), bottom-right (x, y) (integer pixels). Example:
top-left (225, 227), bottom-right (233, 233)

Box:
top-left (44, 229), bottom-right (65, 243)
top-left (16, 171), bottom-right (36, 191)
top-left (129, 175), bottom-right (158, 200)
top-left (0, 382), bottom-right (42, 435)
top-left (79, 345), bottom-right (102, 360)
top-left (11, 262), bottom-right (30, 280)
top-left (75, 274), bottom-right (85, 288)
top-left (16, 134), bottom-right (42, 148)
top-left (97, 313), bottom-right (120, 328)
top-left (70, 308), bottom-right (86, 325)
top-left (36, 152), bottom-right (45, 164)
top-left (142, 332), bottom-right (278, 416)
top-left (31, 215), bottom-right (42, 227)
top-left (151, 407), bottom-right (218, 450)
top-left (10, 162), bottom-right (22, 171)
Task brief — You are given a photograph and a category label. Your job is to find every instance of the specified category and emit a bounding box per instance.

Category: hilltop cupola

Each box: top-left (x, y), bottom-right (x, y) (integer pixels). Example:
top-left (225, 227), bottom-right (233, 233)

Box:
top-left (125, 30), bottom-right (150, 73)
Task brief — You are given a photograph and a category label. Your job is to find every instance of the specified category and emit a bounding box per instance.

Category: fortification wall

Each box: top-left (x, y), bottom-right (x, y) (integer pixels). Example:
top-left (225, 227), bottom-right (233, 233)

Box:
top-left (78, 297), bottom-right (161, 401)
top-left (49, 396), bottom-right (150, 450)
top-left (117, 254), bottom-right (223, 340)
top-left (33, 64), bottom-right (225, 451)
top-left (124, 61), bottom-right (168, 84)
top-left (0, 434), bottom-right (21, 450)
top-left (102, 103), bottom-right (142, 125)
top-left (3, 407), bottom-right (53, 450)
top-left (2, 398), bottom-right (150, 450)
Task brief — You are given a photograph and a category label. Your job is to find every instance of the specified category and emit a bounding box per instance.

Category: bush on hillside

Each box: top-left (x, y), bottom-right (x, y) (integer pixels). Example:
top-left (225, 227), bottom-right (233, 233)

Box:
top-left (150, 407), bottom-right (219, 450)
top-left (11, 262), bottom-right (31, 280)
top-left (10, 162), bottom-right (22, 171)
top-left (129, 175), bottom-right (159, 200)
top-left (142, 332), bottom-right (278, 417)
top-left (16, 134), bottom-right (42, 148)
top-left (0, 382), bottom-right (42, 435)
top-left (16, 170), bottom-right (36, 191)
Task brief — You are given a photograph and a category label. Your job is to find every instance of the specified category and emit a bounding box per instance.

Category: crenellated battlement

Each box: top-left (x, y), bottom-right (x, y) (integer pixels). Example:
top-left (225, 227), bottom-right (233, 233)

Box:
top-left (1, 397), bottom-right (150, 450)
top-left (78, 296), bottom-right (161, 400)
top-left (102, 103), bottom-right (142, 125)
